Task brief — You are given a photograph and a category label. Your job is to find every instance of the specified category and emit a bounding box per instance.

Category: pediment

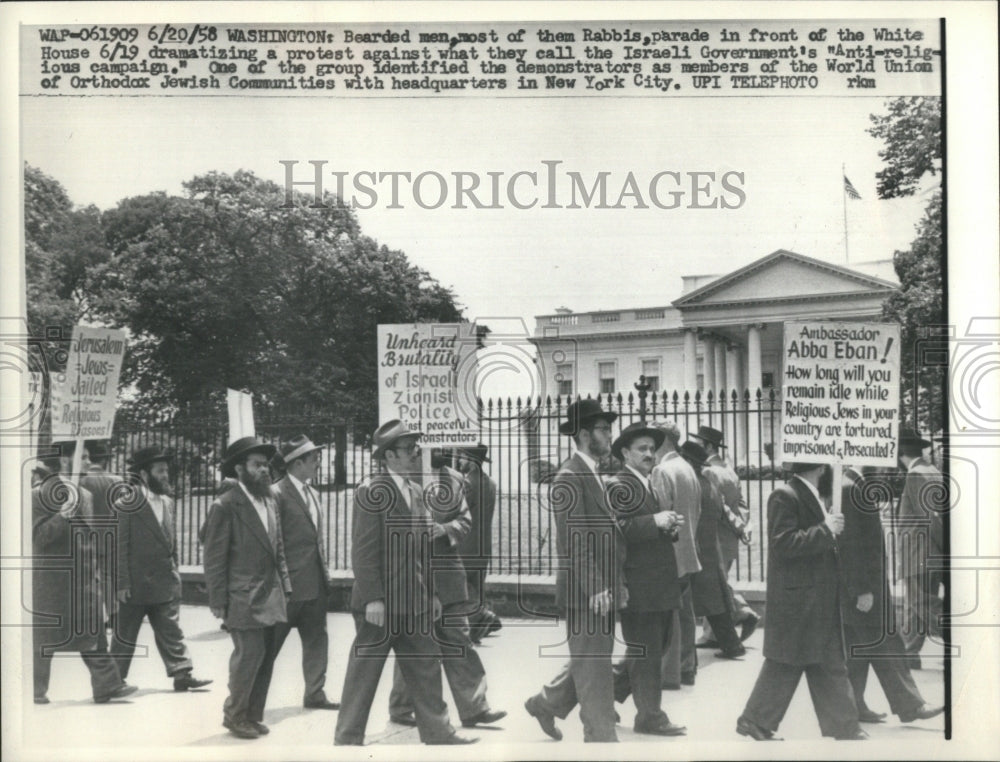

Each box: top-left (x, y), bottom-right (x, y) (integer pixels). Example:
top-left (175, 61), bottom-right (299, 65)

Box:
top-left (673, 250), bottom-right (897, 308)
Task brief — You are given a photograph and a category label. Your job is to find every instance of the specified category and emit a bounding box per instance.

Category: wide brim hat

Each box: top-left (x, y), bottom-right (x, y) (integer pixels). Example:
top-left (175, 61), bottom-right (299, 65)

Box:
top-left (221, 436), bottom-right (277, 478)
top-left (462, 443), bottom-right (491, 464)
top-left (611, 423), bottom-right (666, 461)
top-left (558, 398), bottom-right (618, 436)
top-left (128, 445), bottom-right (173, 472)
top-left (898, 426), bottom-right (932, 449)
top-left (690, 425), bottom-right (726, 449)
top-left (84, 439), bottom-right (112, 460)
top-left (278, 434), bottom-right (324, 464)
top-left (372, 419), bottom-right (423, 460)
top-left (679, 440), bottom-right (710, 468)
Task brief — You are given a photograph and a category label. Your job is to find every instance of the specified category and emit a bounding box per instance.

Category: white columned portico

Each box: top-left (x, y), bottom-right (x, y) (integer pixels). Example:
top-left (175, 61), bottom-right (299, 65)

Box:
top-left (746, 324), bottom-right (764, 463)
top-left (702, 334), bottom-right (717, 400)
top-left (727, 343), bottom-right (745, 462)
top-left (683, 329), bottom-right (698, 393)
top-left (714, 342), bottom-right (727, 399)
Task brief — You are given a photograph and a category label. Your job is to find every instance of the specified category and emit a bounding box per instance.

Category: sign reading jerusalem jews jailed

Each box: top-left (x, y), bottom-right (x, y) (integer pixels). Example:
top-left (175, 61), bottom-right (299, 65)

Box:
top-left (780, 320), bottom-right (901, 467)
top-left (49, 325), bottom-right (127, 440)
top-left (377, 323), bottom-right (480, 447)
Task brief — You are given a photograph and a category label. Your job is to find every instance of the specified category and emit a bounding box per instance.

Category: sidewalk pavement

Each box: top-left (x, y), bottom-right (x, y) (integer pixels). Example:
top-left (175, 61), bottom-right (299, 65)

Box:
top-left (22, 603), bottom-right (946, 750)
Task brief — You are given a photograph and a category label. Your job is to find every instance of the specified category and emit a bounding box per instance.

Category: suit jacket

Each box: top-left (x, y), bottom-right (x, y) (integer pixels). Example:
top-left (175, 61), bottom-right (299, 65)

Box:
top-left (203, 485), bottom-right (291, 630)
top-left (422, 465), bottom-right (472, 606)
top-left (690, 472), bottom-right (735, 617)
top-left (706, 454), bottom-right (748, 562)
top-left (763, 477), bottom-right (841, 666)
top-left (116, 489), bottom-right (181, 605)
top-left (349, 472), bottom-right (434, 620)
top-left (649, 453), bottom-right (702, 578)
top-left (457, 465), bottom-right (496, 572)
top-left (552, 452), bottom-right (627, 613)
top-left (839, 467), bottom-right (893, 635)
top-left (606, 468), bottom-right (680, 612)
top-left (32, 482), bottom-right (102, 652)
top-left (272, 476), bottom-right (330, 602)
top-left (895, 457), bottom-right (945, 579)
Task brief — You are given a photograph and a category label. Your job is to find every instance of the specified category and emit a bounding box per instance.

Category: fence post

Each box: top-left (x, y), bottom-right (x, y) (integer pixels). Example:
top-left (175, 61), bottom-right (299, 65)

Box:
top-left (634, 375), bottom-right (650, 423)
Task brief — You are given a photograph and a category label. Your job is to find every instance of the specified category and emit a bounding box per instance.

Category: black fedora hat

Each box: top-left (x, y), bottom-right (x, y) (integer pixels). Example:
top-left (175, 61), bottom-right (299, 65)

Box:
top-left (128, 445), bottom-right (172, 472)
top-left (679, 440), bottom-right (709, 468)
top-left (611, 422), bottom-right (666, 461)
top-left (85, 439), bottom-right (112, 460)
top-left (221, 436), bottom-right (277, 478)
top-left (462, 443), bottom-right (491, 464)
top-left (690, 425), bottom-right (726, 450)
top-left (559, 399), bottom-right (617, 436)
top-left (898, 426), bottom-right (931, 449)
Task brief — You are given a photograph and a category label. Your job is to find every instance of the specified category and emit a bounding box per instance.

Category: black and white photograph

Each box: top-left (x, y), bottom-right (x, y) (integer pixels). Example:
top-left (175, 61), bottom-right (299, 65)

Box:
top-left (1, 2), bottom-right (997, 760)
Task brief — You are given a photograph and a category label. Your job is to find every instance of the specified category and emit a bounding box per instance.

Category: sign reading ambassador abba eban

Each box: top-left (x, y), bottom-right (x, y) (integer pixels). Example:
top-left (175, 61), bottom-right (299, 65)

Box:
top-left (779, 320), bottom-right (901, 467)
top-left (377, 323), bottom-right (480, 448)
top-left (49, 325), bottom-right (128, 440)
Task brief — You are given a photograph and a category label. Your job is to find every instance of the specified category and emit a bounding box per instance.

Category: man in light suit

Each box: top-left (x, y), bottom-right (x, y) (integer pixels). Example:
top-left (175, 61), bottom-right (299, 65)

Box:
top-left (524, 399), bottom-right (625, 743)
top-left (110, 446), bottom-right (211, 691)
top-left (608, 423), bottom-right (687, 736)
top-left (840, 466), bottom-right (943, 725)
top-left (204, 437), bottom-right (291, 739)
top-left (271, 435), bottom-right (338, 710)
top-left (692, 426), bottom-right (759, 645)
top-left (333, 421), bottom-right (476, 746)
top-left (388, 449), bottom-right (505, 729)
top-left (737, 462), bottom-right (865, 741)
top-left (895, 428), bottom-right (945, 667)
top-left (650, 421), bottom-right (702, 688)
top-left (33, 441), bottom-right (136, 705)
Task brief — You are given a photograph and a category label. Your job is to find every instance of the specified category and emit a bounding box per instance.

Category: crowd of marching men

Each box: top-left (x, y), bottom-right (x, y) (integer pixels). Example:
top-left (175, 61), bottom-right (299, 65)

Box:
top-left (29, 402), bottom-right (944, 743)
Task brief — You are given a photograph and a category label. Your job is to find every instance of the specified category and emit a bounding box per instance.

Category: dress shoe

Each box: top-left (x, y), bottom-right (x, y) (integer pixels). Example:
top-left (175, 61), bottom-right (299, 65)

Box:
top-left (858, 707), bottom-right (887, 723)
top-left (696, 638), bottom-right (719, 649)
top-left (427, 732), bottom-right (478, 745)
top-left (174, 673), bottom-right (213, 691)
top-left (34, 696), bottom-right (50, 705)
top-left (662, 681), bottom-right (681, 690)
top-left (250, 721), bottom-right (270, 735)
top-left (715, 645), bottom-right (746, 659)
top-left (94, 682), bottom-right (138, 704)
top-left (390, 713), bottom-right (418, 727)
top-left (304, 698), bottom-right (340, 710)
top-left (736, 716), bottom-right (781, 741)
top-left (222, 718), bottom-right (260, 739)
top-left (462, 709), bottom-right (507, 727)
top-left (740, 613), bottom-right (760, 642)
top-left (899, 703), bottom-right (944, 723)
top-left (635, 720), bottom-right (686, 736)
top-left (524, 697), bottom-right (562, 740)
top-left (835, 729), bottom-right (869, 740)
top-left (486, 616), bottom-right (502, 635)
top-left (680, 672), bottom-right (696, 686)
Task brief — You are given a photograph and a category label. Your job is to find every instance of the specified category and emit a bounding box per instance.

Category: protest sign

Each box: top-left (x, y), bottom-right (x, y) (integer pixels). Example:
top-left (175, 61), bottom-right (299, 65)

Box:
top-left (779, 320), bottom-right (901, 467)
top-left (377, 322), bottom-right (480, 448)
top-left (226, 388), bottom-right (256, 444)
top-left (49, 325), bottom-right (127, 441)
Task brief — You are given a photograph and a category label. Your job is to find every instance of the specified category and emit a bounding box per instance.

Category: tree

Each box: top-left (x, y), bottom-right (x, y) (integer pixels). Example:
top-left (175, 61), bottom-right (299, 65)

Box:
top-left (91, 170), bottom-right (463, 418)
top-left (868, 98), bottom-right (944, 433)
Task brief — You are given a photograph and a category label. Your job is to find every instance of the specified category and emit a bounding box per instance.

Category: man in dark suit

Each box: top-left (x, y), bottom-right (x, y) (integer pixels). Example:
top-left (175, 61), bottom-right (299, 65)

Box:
top-left (388, 450), bottom-right (505, 729)
top-left (32, 441), bottom-right (136, 704)
top-left (691, 426), bottom-right (759, 645)
top-left (333, 421), bottom-right (476, 746)
top-left (737, 461), bottom-right (865, 741)
top-left (457, 444), bottom-right (501, 644)
top-left (271, 435), bottom-right (339, 710)
top-left (204, 437), bottom-right (292, 739)
top-left (110, 446), bottom-right (211, 691)
top-left (524, 399), bottom-right (625, 743)
top-left (650, 421), bottom-right (702, 689)
top-left (895, 428), bottom-right (945, 666)
top-left (81, 440), bottom-right (120, 630)
top-left (607, 423), bottom-right (687, 736)
top-left (840, 466), bottom-right (943, 724)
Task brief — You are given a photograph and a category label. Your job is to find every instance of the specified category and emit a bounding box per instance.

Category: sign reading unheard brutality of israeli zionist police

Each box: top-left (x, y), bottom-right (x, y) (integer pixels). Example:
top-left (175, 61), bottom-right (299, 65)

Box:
top-left (377, 323), bottom-right (480, 447)
top-left (780, 320), bottom-right (901, 466)
top-left (49, 325), bottom-right (127, 440)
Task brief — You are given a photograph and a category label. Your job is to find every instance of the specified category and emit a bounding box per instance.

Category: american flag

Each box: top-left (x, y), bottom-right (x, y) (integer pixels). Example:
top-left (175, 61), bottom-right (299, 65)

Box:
top-left (843, 175), bottom-right (862, 200)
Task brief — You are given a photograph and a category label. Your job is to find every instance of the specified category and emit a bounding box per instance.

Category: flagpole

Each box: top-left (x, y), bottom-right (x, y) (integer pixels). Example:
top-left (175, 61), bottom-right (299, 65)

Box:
top-left (842, 163), bottom-right (850, 263)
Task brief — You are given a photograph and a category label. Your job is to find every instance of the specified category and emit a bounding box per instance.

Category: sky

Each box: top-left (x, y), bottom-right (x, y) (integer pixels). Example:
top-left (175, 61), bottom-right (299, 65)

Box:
top-left (22, 94), bottom-right (933, 330)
